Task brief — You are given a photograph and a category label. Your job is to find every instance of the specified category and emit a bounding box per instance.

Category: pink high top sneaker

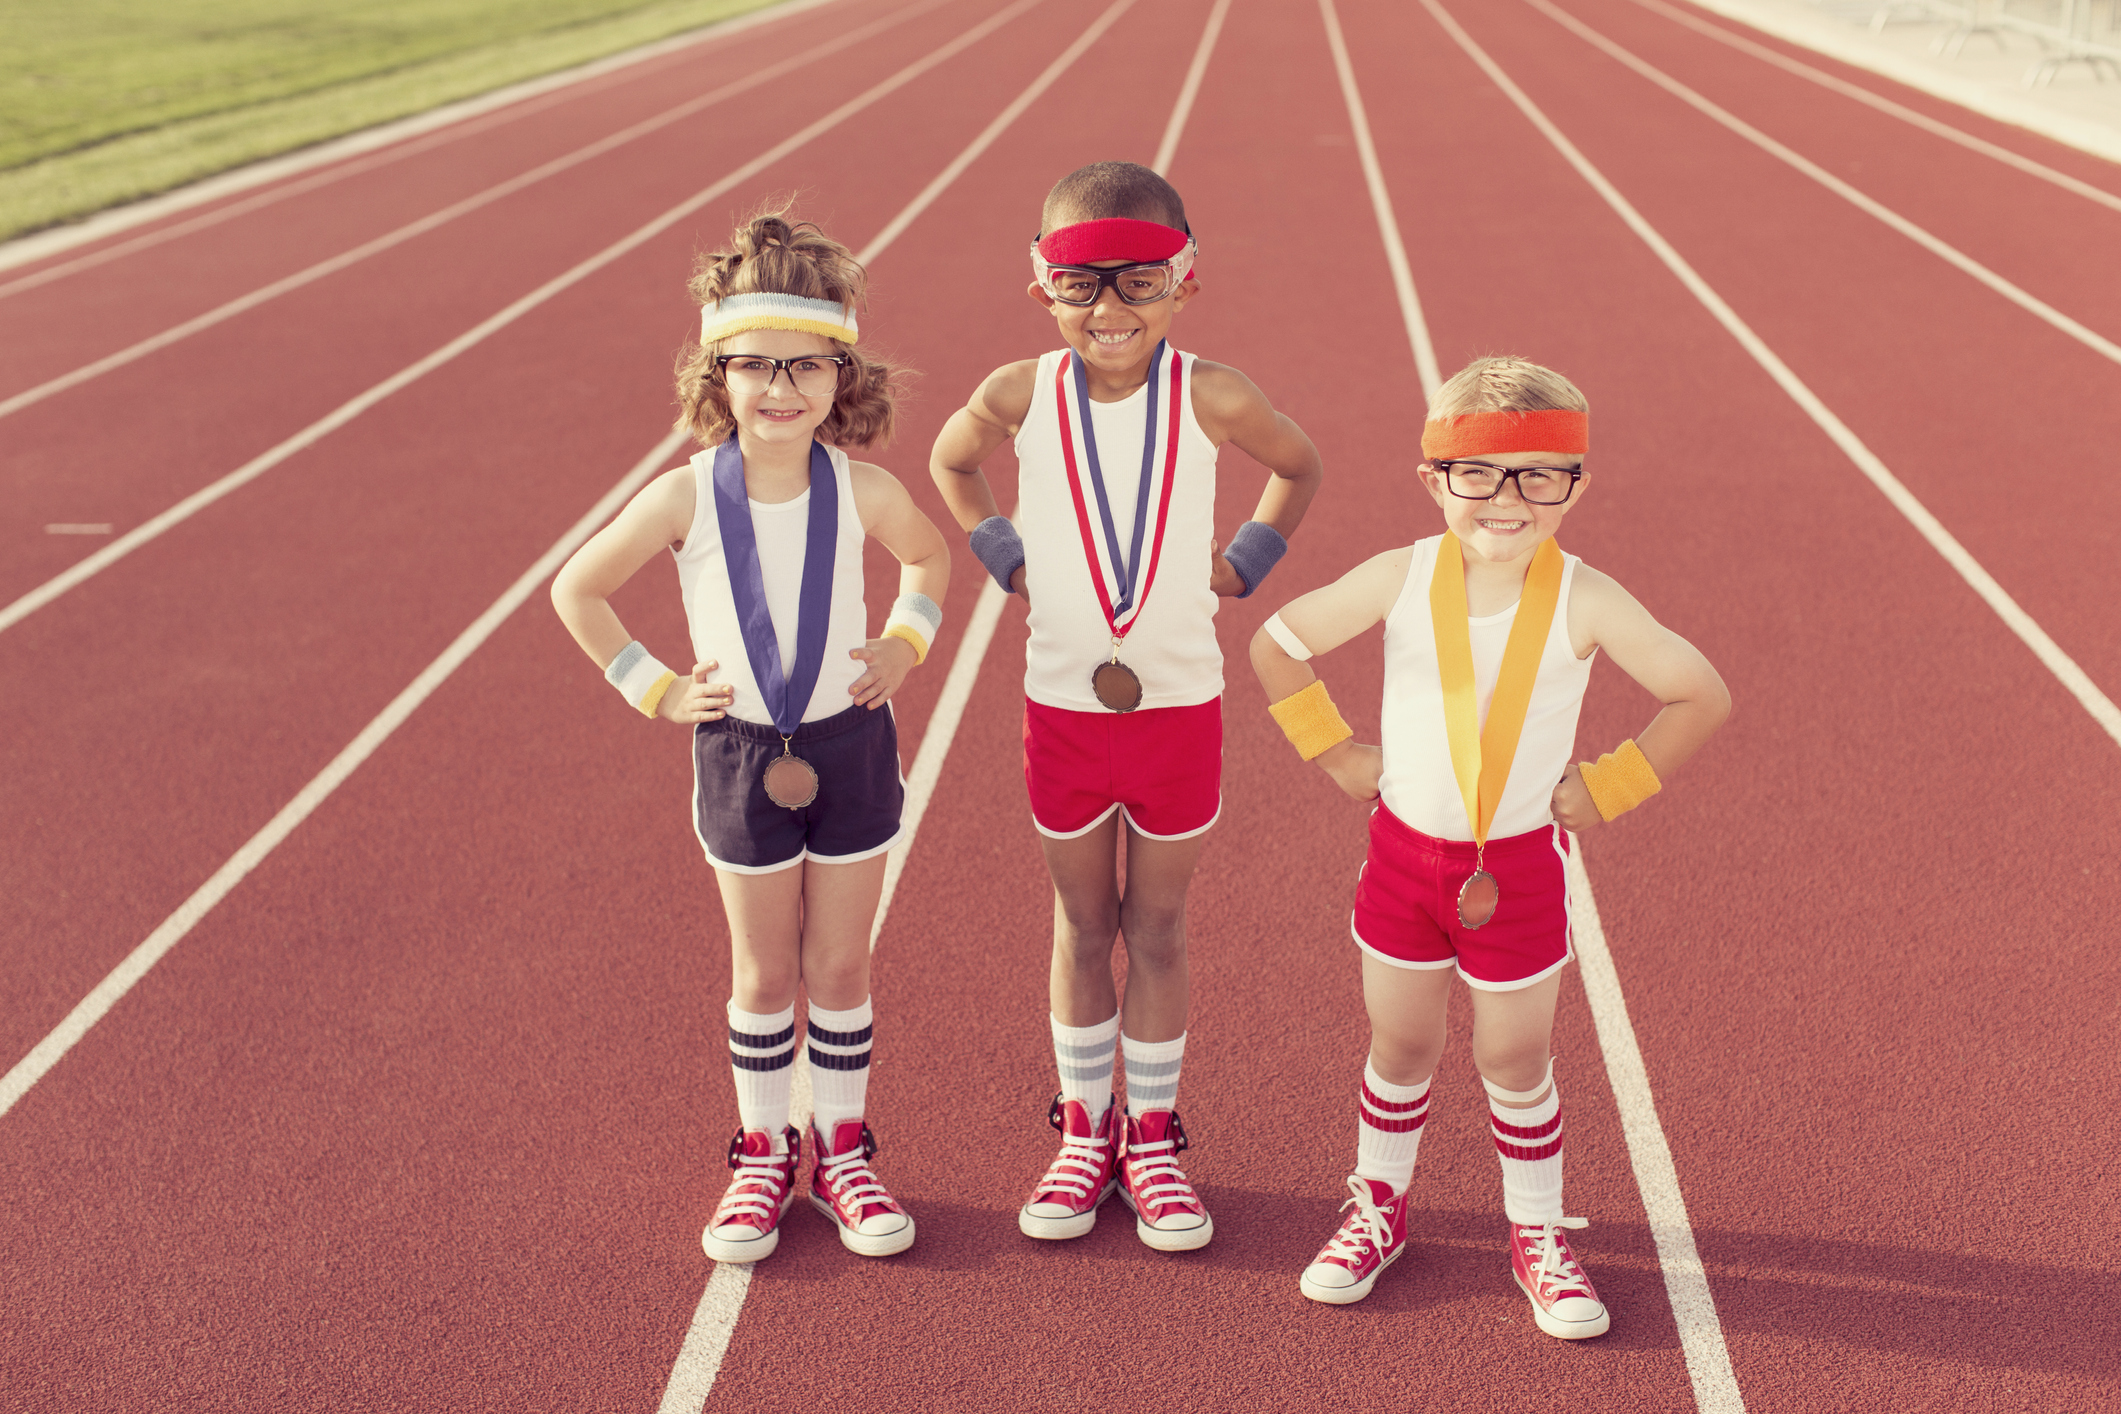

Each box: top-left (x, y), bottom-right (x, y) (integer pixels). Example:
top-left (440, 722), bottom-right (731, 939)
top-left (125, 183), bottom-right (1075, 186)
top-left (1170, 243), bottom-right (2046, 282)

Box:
top-left (1018, 1094), bottom-right (1120, 1240)
top-left (1299, 1176), bottom-right (1411, 1304)
top-left (1118, 1109), bottom-right (1213, 1251)
top-left (809, 1120), bottom-right (915, 1258)
top-left (1510, 1217), bottom-right (1610, 1339)
top-left (702, 1126), bottom-right (801, 1263)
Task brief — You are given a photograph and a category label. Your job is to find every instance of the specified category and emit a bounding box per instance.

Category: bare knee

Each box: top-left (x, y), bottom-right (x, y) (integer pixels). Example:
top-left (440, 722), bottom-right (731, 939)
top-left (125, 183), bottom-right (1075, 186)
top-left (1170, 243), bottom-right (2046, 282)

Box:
top-left (1117, 896), bottom-right (1186, 973)
top-left (1053, 896), bottom-right (1119, 970)
top-left (1472, 1039), bottom-right (1551, 1098)
top-left (731, 955), bottom-right (800, 1012)
top-left (1368, 1031), bottom-right (1444, 1087)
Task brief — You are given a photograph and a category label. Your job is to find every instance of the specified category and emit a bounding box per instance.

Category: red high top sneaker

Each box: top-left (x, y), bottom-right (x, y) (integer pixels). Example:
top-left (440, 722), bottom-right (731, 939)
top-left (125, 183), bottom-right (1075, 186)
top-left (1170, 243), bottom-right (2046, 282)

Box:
top-left (1510, 1217), bottom-right (1610, 1339)
top-left (1299, 1175), bottom-right (1411, 1304)
top-left (809, 1120), bottom-right (915, 1258)
top-left (1118, 1109), bottom-right (1213, 1251)
top-left (1018, 1094), bottom-right (1120, 1240)
top-left (701, 1126), bottom-right (801, 1263)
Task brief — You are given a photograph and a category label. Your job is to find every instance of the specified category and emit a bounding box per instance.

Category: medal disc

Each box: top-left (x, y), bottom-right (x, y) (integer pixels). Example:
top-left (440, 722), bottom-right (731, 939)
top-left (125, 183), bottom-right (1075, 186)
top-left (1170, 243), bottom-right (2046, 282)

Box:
top-left (763, 753), bottom-right (819, 810)
top-left (1091, 660), bottom-right (1143, 713)
top-left (1457, 869), bottom-right (1499, 930)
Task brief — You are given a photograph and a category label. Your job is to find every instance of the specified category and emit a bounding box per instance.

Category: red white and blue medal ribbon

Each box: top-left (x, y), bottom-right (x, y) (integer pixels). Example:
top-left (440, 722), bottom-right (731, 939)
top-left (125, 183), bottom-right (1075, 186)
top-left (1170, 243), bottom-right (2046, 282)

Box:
top-left (1055, 342), bottom-right (1184, 707)
top-left (712, 434), bottom-right (836, 806)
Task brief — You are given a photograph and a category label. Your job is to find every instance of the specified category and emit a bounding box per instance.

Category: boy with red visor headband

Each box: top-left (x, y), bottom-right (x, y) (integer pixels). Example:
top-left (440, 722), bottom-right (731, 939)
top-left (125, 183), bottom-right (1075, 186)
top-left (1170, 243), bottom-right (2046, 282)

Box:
top-left (931, 161), bottom-right (1322, 1251)
top-left (1250, 356), bottom-right (1728, 1337)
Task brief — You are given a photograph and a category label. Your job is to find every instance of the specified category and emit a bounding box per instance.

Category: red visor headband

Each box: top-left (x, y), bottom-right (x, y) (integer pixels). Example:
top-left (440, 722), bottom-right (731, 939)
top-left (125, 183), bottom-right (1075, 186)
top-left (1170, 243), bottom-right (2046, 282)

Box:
top-left (1420, 409), bottom-right (1589, 460)
top-left (1036, 218), bottom-right (1193, 275)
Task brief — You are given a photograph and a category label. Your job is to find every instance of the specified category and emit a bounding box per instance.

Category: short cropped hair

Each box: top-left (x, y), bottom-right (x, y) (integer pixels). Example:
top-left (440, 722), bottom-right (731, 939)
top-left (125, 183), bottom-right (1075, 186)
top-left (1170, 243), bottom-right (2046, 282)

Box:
top-left (674, 205), bottom-right (902, 448)
top-left (1427, 356), bottom-right (1588, 420)
top-left (1041, 160), bottom-right (1187, 233)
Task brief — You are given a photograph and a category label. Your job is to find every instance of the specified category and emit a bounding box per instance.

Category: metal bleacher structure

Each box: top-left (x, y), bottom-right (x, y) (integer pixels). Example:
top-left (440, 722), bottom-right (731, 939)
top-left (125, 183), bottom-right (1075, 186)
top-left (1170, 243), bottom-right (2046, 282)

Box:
top-left (1856, 0), bottom-right (2121, 83)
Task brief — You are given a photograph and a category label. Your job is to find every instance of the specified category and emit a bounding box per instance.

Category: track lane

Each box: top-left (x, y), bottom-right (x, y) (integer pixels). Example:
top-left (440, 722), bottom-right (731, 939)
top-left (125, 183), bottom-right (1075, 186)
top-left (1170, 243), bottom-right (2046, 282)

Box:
top-left (1343, 0), bottom-right (2118, 1406)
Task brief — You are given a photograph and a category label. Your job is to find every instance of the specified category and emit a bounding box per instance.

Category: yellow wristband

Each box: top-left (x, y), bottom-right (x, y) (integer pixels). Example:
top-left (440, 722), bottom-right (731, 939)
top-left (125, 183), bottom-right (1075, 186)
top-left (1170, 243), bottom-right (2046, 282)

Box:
top-left (1578, 738), bottom-right (1661, 821)
top-left (882, 623), bottom-right (929, 665)
top-left (638, 669), bottom-right (679, 719)
top-left (1268, 680), bottom-right (1354, 761)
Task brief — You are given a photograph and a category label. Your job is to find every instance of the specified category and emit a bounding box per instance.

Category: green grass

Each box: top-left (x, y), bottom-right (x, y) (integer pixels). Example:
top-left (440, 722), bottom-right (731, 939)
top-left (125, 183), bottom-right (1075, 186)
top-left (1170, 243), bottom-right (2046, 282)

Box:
top-left (0, 0), bottom-right (787, 241)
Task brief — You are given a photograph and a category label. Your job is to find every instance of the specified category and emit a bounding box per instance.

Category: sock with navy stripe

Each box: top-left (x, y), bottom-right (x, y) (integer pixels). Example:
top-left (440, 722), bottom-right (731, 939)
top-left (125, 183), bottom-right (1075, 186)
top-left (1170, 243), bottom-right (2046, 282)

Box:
top-left (727, 1001), bottom-right (796, 1144)
top-left (1354, 1060), bottom-right (1431, 1195)
top-left (1052, 1013), bottom-right (1120, 1125)
top-left (1487, 1073), bottom-right (1564, 1225)
top-left (806, 998), bottom-right (874, 1142)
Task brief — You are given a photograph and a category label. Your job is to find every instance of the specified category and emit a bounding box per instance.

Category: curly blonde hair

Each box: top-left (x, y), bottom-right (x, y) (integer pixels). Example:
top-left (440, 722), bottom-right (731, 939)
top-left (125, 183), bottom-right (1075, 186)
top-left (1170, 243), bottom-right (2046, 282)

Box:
top-left (674, 206), bottom-right (902, 448)
top-left (1427, 356), bottom-right (1588, 419)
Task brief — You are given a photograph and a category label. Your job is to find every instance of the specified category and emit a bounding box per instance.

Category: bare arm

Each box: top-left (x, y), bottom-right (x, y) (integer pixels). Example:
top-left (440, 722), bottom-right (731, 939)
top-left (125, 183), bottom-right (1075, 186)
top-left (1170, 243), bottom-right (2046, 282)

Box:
top-left (1193, 361), bottom-right (1324, 596)
top-left (549, 467), bottom-right (735, 723)
top-left (845, 460), bottom-right (952, 707)
top-left (929, 361), bottom-right (1038, 598)
top-left (1248, 548), bottom-right (1410, 801)
top-left (1551, 566), bottom-right (1732, 830)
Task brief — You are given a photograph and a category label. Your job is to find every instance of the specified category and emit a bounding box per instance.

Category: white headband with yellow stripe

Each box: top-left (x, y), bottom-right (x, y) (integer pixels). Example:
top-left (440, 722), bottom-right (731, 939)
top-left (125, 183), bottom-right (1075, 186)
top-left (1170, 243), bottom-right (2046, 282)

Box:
top-left (699, 292), bottom-right (859, 346)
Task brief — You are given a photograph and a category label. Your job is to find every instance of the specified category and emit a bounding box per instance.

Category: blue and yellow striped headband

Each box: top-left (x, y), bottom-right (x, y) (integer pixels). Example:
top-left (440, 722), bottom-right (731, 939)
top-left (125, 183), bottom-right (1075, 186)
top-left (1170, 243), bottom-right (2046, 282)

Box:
top-left (699, 292), bottom-right (859, 346)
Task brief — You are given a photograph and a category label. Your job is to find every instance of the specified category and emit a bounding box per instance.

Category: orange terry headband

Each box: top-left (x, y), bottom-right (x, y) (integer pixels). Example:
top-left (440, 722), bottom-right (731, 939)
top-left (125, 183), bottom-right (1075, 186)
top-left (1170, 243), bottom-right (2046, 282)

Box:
top-left (1420, 409), bottom-right (1589, 460)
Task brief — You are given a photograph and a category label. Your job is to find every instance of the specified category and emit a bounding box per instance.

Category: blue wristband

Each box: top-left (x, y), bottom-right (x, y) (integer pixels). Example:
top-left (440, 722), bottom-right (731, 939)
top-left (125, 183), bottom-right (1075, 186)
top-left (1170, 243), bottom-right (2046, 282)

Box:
top-left (969, 515), bottom-right (1026, 593)
top-left (1222, 520), bottom-right (1288, 598)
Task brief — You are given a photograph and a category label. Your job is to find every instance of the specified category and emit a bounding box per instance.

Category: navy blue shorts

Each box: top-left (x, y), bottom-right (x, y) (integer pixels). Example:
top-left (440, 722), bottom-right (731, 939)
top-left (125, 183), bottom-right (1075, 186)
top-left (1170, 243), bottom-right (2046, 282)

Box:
top-left (692, 704), bottom-right (905, 873)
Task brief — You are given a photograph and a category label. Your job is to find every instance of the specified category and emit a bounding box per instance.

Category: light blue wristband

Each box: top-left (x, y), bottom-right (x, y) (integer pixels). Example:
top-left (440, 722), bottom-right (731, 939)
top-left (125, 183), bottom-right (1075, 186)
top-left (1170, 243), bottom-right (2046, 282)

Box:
top-left (1223, 520), bottom-right (1288, 598)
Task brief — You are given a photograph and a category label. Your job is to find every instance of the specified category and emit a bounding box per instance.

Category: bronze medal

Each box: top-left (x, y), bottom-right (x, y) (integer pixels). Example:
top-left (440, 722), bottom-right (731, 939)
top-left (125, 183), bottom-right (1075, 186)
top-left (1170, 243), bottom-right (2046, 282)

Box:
top-left (1091, 658), bottom-right (1143, 713)
top-left (1457, 867), bottom-right (1499, 930)
top-left (763, 741), bottom-right (819, 810)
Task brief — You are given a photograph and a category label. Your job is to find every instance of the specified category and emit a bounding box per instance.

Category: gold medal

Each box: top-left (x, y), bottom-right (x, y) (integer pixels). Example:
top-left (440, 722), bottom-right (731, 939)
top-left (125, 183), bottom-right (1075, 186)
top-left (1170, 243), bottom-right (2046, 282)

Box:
top-left (1431, 535), bottom-right (1565, 930)
top-left (762, 738), bottom-right (819, 810)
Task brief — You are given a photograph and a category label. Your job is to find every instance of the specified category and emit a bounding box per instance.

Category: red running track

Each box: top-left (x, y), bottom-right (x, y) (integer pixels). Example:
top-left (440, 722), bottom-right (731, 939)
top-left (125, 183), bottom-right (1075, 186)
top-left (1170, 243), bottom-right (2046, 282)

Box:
top-left (2, 0), bottom-right (2116, 1408)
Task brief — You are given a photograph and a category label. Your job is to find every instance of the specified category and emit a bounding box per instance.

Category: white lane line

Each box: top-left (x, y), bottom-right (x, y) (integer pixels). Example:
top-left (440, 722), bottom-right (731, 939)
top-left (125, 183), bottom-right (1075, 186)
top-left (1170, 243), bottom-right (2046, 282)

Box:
top-left (0, 0), bottom-right (850, 286)
top-left (1318, 0), bottom-right (1442, 399)
top-left (1621, 0), bottom-right (2121, 214)
top-left (1420, 0), bottom-right (2121, 753)
top-left (1566, 844), bottom-right (1747, 1414)
top-left (1526, 0), bottom-right (2121, 369)
top-left (1328, 3), bottom-right (1739, 1405)
top-left (0, 0), bottom-right (1042, 642)
top-left (0, 428), bottom-right (691, 1122)
top-left (0, 0), bottom-right (957, 421)
top-left (1151, 0), bottom-right (1233, 177)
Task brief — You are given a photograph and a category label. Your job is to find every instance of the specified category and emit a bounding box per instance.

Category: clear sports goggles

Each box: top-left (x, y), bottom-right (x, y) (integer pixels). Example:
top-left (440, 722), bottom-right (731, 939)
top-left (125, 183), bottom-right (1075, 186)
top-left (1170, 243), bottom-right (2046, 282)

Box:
top-left (1030, 240), bottom-right (1198, 306)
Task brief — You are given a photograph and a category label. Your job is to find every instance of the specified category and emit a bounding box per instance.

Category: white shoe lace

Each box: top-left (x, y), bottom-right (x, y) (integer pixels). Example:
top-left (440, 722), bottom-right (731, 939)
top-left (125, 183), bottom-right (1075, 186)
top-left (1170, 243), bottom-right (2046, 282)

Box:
top-left (818, 1142), bottom-right (893, 1217)
top-left (1319, 1175), bottom-right (1389, 1265)
top-left (713, 1154), bottom-right (790, 1227)
top-left (1035, 1128), bottom-right (1112, 1202)
top-left (1124, 1134), bottom-right (1200, 1216)
top-left (1520, 1216), bottom-right (1593, 1301)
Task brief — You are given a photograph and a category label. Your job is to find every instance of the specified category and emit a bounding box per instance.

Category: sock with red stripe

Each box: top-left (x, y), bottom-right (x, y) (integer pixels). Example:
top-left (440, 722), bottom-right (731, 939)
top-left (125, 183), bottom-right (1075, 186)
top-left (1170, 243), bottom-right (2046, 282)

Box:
top-left (1354, 1060), bottom-right (1431, 1195)
top-left (1486, 1064), bottom-right (1564, 1225)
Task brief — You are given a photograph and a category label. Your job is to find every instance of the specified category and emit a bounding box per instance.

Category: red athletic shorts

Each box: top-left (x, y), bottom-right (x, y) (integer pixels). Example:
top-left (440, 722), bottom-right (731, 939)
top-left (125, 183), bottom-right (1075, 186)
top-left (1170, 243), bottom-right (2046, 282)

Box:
top-left (1022, 697), bottom-right (1223, 840)
top-left (1351, 803), bottom-right (1573, 990)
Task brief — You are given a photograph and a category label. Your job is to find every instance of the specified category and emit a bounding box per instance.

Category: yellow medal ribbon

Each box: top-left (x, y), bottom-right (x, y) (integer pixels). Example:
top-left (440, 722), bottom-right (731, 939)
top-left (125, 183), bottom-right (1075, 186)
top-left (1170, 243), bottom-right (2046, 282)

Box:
top-left (1429, 534), bottom-right (1565, 847)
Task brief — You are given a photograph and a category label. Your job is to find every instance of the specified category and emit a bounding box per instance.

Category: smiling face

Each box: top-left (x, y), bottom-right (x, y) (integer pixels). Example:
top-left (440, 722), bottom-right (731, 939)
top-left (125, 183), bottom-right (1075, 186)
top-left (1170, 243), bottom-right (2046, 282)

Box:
top-left (719, 328), bottom-right (842, 448)
top-left (1027, 261), bottom-right (1197, 387)
top-left (1416, 449), bottom-right (1588, 566)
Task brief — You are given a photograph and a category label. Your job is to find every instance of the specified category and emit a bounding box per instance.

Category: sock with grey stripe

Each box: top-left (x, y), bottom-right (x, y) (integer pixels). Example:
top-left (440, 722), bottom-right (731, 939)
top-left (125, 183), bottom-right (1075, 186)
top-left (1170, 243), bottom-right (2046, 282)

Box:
top-left (1052, 1013), bottom-right (1119, 1125)
top-left (806, 998), bottom-right (873, 1142)
top-left (1122, 1031), bottom-right (1185, 1115)
top-left (727, 1001), bottom-right (796, 1143)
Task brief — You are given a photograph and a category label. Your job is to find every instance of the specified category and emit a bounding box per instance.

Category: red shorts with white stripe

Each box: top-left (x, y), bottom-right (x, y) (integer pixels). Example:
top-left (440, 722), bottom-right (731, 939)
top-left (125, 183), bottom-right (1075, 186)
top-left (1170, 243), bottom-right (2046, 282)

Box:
top-left (1350, 804), bottom-right (1572, 991)
top-left (1022, 697), bottom-right (1222, 841)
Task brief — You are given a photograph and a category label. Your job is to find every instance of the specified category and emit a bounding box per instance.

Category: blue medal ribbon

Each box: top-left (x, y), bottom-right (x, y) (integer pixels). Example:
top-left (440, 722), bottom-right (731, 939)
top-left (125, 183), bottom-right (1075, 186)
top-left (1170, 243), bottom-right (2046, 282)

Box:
top-left (712, 435), bottom-right (838, 736)
top-left (1069, 339), bottom-right (1166, 623)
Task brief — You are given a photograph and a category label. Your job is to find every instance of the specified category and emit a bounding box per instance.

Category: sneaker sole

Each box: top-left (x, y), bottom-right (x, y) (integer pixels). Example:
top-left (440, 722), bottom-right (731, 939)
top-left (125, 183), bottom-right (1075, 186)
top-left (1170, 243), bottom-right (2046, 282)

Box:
top-left (1513, 1272), bottom-right (1611, 1339)
top-left (1118, 1191), bottom-right (1214, 1252)
top-left (1299, 1245), bottom-right (1404, 1305)
top-left (810, 1195), bottom-right (916, 1257)
top-left (1017, 1180), bottom-right (1117, 1240)
top-left (702, 1224), bottom-right (781, 1264)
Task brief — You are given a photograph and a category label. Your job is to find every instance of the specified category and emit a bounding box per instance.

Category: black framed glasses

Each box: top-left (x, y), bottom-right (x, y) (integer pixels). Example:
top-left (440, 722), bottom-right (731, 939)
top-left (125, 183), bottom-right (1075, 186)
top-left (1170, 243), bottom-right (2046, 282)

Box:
top-left (1038, 261), bottom-right (1186, 307)
top-left (712, 352), bottom-right (851, 396)
top-left (1434, 459), bottom-right (1582, 505)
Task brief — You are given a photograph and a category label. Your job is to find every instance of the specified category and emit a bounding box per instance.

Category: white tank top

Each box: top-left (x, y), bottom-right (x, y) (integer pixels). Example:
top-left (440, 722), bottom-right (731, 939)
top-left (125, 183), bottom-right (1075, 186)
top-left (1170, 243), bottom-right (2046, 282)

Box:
top-left (1378, 536), bottom-right (1596, 841)
top-left (673, 443), bottom-right (868, 728)
top-left (1014, 346), bottom-right (1222, 711)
